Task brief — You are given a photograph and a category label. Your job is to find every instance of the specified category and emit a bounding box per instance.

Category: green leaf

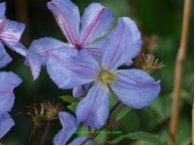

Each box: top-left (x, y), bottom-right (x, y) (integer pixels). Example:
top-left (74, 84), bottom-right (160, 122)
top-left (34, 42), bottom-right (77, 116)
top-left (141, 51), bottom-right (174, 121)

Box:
top-left (67, 103), bottom-right (77, 112)
top-left (107, 131), bottom-right (162, 145)
top-left (116, 106), bottom-right (131, 121)
top-left (59, 95), bottom-right (82, 103)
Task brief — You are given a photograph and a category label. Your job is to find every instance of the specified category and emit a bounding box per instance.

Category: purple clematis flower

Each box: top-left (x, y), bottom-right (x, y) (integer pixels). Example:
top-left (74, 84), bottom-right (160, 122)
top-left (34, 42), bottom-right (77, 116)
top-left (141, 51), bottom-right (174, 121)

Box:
top-left (53, 111), bottom-right (91, 145)
top-left (0, 2), bottom-right (23, 137)
top-left (0, 2), bottom-right (26, 64)
top-left (47, 17), bottom-right (161, 129)
top-left (24, 0), bottom-right (114, 81)
top-left (0, 3), bottom-right (23, 138)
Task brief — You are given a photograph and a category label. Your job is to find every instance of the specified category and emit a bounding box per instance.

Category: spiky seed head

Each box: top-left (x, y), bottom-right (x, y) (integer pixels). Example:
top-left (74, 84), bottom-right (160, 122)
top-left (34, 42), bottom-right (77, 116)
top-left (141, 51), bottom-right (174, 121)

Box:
top-left (44, 101), bottom-right (63, 121)
top-left (140, 53), bottom-right (166, 74)
top-left (26, 101), bottom-right (63, 127)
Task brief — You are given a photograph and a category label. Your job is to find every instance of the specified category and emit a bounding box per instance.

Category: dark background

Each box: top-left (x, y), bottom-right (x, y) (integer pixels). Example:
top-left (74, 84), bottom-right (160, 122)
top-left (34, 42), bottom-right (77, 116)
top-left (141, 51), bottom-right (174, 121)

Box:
top-left (0, 0), bottom-right (194, 144)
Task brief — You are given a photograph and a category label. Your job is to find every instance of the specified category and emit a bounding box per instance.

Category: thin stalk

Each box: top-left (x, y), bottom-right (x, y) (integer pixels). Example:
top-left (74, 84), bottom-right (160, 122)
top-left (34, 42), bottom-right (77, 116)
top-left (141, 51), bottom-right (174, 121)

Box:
top-left (80, 137), bottom-right (89, 145)
top-left (40, 120), bottom-right (51, 145)
top-left (107, 101), bottom-right (121, 126)
top-left (109, 101), bottom-right (121, 115)
top-left (87, 125), bottom-right (91, 132)
top-left (29, 124), bottom-right (37, 144)
top-left (168, 0), bottom-right (192, 144)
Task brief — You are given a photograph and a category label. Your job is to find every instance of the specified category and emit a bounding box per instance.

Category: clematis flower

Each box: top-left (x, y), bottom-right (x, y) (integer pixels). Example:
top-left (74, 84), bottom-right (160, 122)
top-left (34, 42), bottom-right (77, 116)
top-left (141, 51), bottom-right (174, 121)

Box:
top-left (24, 0), bottom-right (114, 80)
top-left (0, 2), bottom-right (23, 138)
top-left (53, 111), bottom-right (91, 145)
top-left (0, 2), bottom-right (26, 64)
top-left (47, 17), bottom-right (161, 129)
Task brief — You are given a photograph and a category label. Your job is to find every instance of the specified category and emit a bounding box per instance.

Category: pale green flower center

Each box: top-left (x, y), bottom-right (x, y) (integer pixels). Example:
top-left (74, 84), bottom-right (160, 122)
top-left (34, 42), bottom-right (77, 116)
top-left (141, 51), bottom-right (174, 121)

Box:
top-left (93, 64), bottom-right (118, 92)
top-left (99, 70), bottom-right (116, 84)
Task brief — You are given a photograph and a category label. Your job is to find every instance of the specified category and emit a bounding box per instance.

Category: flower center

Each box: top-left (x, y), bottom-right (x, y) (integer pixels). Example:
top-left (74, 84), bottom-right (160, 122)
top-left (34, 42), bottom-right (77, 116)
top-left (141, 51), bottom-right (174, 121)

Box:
top-left (98, 70), bottom-right (116, 85)
top-left (75, 44), bottom-right (82, 51)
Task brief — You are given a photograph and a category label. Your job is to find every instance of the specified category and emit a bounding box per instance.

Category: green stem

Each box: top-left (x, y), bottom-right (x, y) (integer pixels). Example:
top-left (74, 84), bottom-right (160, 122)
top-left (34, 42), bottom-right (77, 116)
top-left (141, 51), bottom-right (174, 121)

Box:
top-left (109, 101), bottom-right (121, 115)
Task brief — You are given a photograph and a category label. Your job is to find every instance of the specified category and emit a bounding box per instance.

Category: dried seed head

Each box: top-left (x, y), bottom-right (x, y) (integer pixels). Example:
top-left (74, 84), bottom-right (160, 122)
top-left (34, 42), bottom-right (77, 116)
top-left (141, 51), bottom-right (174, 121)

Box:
top-left (26, 103), bottom-right (47, 127)
top-left (26, 101), bottom-right (63, 127)
top-left (44, 101), bottom-right (63, 121)
top-left (140, 53), bottom-right (166, 74)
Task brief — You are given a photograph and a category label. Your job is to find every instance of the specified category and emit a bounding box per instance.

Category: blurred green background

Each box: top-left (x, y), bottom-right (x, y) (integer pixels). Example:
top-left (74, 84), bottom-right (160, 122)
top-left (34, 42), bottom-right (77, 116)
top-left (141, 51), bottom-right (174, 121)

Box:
top-left (0, 0), bottom-right (194, 144)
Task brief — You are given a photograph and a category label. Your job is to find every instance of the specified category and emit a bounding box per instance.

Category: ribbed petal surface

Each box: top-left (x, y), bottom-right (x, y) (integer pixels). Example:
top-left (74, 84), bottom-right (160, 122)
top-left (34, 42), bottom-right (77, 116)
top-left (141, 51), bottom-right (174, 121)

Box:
top-left (53, 112), bottom-right (78, 145)
top-left (48, 0), bottom-right (80, 45)
top-left (0, 72), bottom-right (22, 115)
top-left (102, 17), bottom-right (142, 70)
top-left (0, 20), bottom-right (25, 47)
top-left (0, 113), bottom-right (15, 138)
top-left (80, 3), bottom-right (114, 45)
top-left (0, 41), bottom-right (12, 68)
top-left (47, 49), bottom-right (98, 89)
top-left (0, 2), bottom-right (5, 20)
top-left (28, 37), bottom-right (67, 65)
top-left (110, 69), bottom-right (160, 109)
top-left (76, 81), bottom-right (109, 129)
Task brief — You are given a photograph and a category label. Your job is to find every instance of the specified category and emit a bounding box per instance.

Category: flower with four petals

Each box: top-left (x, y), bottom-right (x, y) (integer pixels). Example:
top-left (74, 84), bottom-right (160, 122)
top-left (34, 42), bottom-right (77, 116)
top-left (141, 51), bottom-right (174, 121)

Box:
top-left (47, 17), bottom-right (161, 129)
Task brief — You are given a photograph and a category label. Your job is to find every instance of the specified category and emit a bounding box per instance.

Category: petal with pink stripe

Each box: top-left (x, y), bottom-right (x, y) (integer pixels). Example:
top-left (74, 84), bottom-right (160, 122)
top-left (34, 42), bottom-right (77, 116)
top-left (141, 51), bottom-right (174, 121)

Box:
top-left (76, 81), bottom-right (109, 129)
top-left (28, 37), bottom-right (67, 65)
top-left (47, 0), bottom-right (80, 45)
top-left (80, 3), bottom-right (114, 45)
top-left (0, 20), bottom-right (25, 47)
top-left (47, 49), bottom-right (98, 89)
